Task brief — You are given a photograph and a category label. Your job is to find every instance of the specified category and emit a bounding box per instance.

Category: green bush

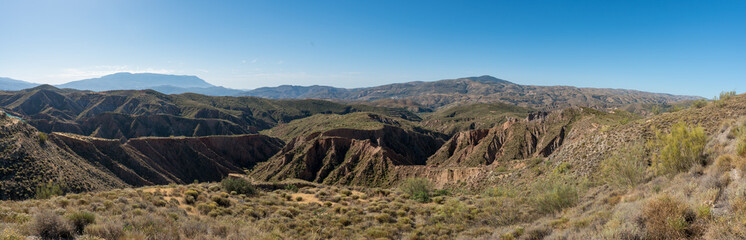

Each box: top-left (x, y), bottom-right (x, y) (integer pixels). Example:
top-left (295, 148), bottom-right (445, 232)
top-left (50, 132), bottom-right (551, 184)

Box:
top-left (184, 189), bottom-right (199, 205)
top-left (552, 162), bottom-right (572, 175)
top-left (37, 132), bottom-right (48, 145)
top-left (692, 99), bottom-right (708, 108)
top-left (599, 143), bottom-right (647, 188)
top-left (284, 184), bottom-right (299, 192)
top-left (715, 91), bottom-right (736, 107)
top-left (211, 196), bottom-right (231, 207)
top-left (35, 182), bottom-right (63, 199)
top-left (532, 181), bottom-right (578, 214)
top-left (197, 203), bottom-right (217, 215)
top-left (67, 211), bottom-right (95, 234)
top-left (220, 177), bottom-right (255, 195)
top-left (716, 91), bottom-right (736, 101)
top-left (399, 178), bottom-right (433, 203)
top-left (649, 121), bottom-right (706, 176)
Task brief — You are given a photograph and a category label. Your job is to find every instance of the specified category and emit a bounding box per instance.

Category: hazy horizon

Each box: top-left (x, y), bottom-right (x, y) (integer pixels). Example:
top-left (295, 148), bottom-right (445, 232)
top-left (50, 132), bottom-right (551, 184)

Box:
top-left (1, 0), bottom-right (744, 97)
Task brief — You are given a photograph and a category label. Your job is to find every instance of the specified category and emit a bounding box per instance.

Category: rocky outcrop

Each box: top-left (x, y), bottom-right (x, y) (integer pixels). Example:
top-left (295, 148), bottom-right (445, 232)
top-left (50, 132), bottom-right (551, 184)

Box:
top-left (251, 126), bottom-right (444, 186)
top-left (427, 108), bottom-right (579, 167)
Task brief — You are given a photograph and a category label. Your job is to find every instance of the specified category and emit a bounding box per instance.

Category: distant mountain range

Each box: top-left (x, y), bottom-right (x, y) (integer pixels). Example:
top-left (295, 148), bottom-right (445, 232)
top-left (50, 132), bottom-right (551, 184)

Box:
top-left (1, 73), bottom-right (700, 112)
top-left (0, 72), bottom-right (243, 96)
top-left (239, 75), bottom-right (701, 111)
top-left (57, 72), bottom-right (245, 96)
top-left (0, 77), bottom-right (39, 91)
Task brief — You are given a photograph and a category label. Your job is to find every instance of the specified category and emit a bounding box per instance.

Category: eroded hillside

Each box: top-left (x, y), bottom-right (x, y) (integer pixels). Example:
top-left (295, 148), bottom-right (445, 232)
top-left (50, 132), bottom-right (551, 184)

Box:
top-left (251, 124), bottom-right (445, 186)
top-left (0, 113), bottom-right (284, 199)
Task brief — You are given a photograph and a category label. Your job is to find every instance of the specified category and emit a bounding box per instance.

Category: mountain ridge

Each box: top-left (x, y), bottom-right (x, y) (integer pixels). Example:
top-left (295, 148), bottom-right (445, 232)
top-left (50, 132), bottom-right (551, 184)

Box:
top-left (4, 73), bottom-right (700, 113)
top-left (239, 75), bottom-right (701, 112)
top-left (0, 77), bottom-right (39, 91)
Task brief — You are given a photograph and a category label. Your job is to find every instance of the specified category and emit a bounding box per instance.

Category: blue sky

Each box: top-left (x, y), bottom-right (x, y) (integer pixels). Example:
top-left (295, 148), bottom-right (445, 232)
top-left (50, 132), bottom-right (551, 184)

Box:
top-left (0, 0), bottom-right (744, 97)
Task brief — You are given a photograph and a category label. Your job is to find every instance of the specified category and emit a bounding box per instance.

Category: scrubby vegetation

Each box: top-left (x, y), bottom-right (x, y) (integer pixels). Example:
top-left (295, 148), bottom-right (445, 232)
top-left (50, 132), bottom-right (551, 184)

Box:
top-left (0, 181), bottom-right (540, 239)
top-left (35, 182), bottom-right (63, 200)
top-left (2, 82), bottom-right (745, 239)
top-left (399, 178), bottom-right (433, 203)
top-left (599, 143), bottom-right (648, 188)
top-left (220, 177), bottom-right (256, 195)
top-left (649, 121), bottom-right (707, 176)
top-left (37, 132), bottom-right (47, 145)
top-left (733, 122), bottom-right (746, 157)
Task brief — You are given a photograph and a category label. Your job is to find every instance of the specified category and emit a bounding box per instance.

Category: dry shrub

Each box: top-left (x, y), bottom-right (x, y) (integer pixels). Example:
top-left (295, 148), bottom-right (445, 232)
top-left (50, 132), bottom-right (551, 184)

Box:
top-left (476, 197), bottom-right (522, 226)
top-left (180, 220), bottom-right (209, 238)
top-left (714, 154), bottom-right (737, 173)
top-left (599, 143), bottom-right (647, 188)
top-left (83, 221), bottom-right (124, 240)
top-left (531, 181), bottom-right (578, 214)
top-left (703, 216), bottom-right (746, 239)
top-left (733, 123), bottom-right (746, 157)
top-left (643, 195), bottom-right (703, 240)
top-left (520, 226), bottom-right (551, 240)
top-left (30, 210), bottom-right (74, 239)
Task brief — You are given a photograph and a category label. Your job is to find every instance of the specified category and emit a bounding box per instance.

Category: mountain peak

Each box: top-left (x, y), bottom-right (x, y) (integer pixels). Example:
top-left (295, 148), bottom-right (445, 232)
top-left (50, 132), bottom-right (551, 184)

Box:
top-left (467, 75), bottom-right (513, 84)
top-left (27, 84), bottom-right (59, 91)
top-left (57, 72), bottom-right (215, 92)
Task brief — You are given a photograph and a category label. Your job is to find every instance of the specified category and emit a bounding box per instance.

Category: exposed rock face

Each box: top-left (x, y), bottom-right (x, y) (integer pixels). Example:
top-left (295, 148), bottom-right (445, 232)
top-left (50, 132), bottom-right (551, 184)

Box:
top-left (427, 108), bottom-right (579, 167)
top-left (51, 133), bottom-right (284, 185)
top-left (251, 126), bottom-right (444, 186)
top-left (390, 166), bottom-right (492, 188)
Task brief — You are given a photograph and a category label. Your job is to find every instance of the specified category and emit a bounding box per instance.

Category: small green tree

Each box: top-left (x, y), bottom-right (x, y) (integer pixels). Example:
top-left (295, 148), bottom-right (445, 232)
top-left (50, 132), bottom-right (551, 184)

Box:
top-left (716, 91), bottom-right (736, 101)
top-left (400, 178), bottom-right (433, 203)
top-left (35, 182), bottom-right (63, 199)
top-left (220, 177), bottom-right (255, 195)
top-left (649, 121), bottom-right (706, 176)
top-left (37, 132), bottom-right (48, 145)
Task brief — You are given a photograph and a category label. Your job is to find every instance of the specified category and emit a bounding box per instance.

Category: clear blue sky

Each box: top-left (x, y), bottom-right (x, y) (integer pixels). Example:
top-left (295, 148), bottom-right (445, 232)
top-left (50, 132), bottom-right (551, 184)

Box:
top-left (1, 0), bottom-right (744, 97)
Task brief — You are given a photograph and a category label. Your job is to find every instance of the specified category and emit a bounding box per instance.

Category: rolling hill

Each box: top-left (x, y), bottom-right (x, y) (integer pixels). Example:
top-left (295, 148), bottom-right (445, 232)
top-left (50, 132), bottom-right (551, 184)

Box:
top-left (0, 85), bottom-right (420, 139)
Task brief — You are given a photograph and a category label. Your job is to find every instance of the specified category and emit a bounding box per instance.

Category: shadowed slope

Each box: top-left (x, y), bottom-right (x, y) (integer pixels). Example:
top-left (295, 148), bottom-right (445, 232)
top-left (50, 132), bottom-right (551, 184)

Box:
top-left (251, 125), bottom-right (444, 186)
top-left (0, 86), bottom-right (419, 139)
